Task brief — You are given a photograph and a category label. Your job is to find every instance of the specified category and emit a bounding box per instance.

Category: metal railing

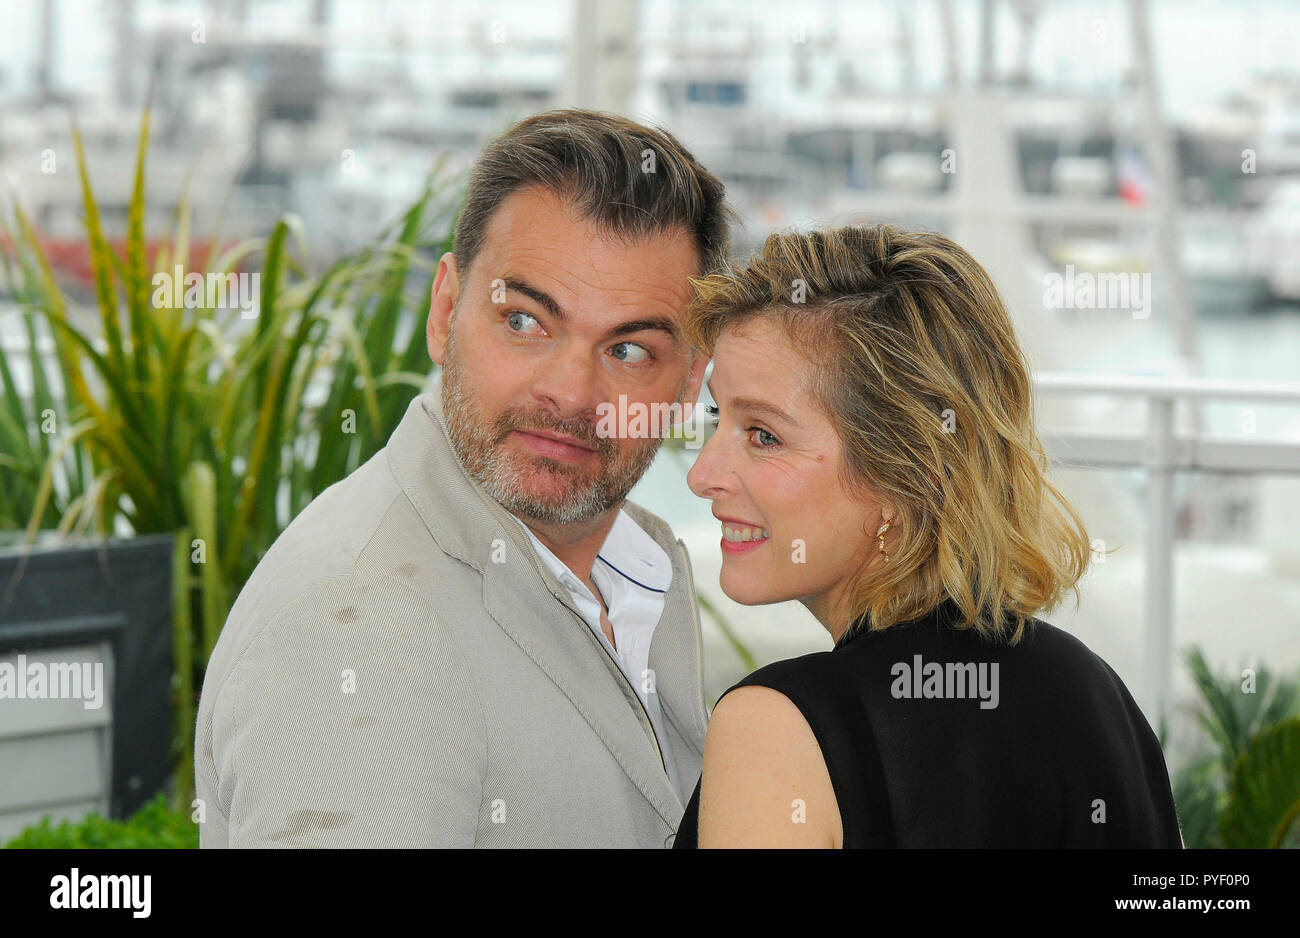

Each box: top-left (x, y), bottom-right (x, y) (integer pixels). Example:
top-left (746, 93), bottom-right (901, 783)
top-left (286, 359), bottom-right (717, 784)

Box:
top-left (1034, 373), bottom-right (1300, 727)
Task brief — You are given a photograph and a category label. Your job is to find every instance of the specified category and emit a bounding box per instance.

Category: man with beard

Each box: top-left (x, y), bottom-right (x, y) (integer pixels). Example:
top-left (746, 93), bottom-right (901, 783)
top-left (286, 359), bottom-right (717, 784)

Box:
top-left (195, 109), bottom-right (734, 847)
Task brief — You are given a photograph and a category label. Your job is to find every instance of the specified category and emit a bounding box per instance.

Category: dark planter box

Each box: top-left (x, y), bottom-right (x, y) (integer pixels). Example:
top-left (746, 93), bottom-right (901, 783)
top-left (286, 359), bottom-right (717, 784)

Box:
top-left (0, 534), bottom-right (174, 840)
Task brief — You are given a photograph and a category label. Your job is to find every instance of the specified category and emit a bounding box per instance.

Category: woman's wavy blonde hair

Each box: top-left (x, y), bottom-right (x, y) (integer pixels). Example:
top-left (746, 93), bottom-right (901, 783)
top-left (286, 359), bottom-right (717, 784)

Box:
top-left (684, 224), bottom-right (1091, 644)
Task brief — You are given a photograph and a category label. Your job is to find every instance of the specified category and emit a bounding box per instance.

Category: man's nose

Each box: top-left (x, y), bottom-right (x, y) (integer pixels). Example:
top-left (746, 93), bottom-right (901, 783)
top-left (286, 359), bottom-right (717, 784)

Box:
top-left (530, 344), bottom-right (604, 420)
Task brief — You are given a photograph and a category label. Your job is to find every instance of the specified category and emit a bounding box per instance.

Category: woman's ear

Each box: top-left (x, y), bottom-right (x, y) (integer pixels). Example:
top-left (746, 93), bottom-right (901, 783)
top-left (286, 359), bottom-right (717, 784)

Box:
top-left (873, 489), bottom-right (899, 526)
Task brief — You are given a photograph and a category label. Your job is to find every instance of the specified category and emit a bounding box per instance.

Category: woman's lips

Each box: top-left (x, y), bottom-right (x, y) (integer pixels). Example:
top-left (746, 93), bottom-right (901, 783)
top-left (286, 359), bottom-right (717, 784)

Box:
top-left (717, 519), bottom-right (771, 555)
top-left (512, 429), bottom-right (597, 461)
top-left (720, 534), bottom-right (768, 555)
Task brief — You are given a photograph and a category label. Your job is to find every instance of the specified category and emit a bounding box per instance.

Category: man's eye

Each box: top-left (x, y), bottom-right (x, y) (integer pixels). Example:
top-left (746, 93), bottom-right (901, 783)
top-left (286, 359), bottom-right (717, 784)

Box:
top-left (610, 342), bottom-right (651, 365)
top-left (505, 310), bottom-right (543, 334)
top-left (750, 427), bottom-right (780, 448)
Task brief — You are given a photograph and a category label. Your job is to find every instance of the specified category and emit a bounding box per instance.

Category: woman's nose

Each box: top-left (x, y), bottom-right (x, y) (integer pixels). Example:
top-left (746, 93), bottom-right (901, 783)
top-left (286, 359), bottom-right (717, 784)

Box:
top-left (686, 430), bottom-right (729, 499)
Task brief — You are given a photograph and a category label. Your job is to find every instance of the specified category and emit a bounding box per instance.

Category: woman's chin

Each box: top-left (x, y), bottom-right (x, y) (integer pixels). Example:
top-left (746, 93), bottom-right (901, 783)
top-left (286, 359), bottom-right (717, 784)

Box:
top-left (718, 572), bottom-right (789, 608)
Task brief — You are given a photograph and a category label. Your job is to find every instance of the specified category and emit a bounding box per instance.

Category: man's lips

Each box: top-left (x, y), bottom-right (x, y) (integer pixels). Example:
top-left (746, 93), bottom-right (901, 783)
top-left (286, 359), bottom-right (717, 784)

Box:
top-left (517, 428), bottom-right (596, 450)
top-left (511, 428), bottom-right (599, 460)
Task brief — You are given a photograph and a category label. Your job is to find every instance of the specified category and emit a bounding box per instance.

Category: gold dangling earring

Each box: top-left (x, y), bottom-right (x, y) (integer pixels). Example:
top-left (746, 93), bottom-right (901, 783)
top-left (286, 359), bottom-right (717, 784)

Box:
top-left (877, 518), bottom-right (892, 564)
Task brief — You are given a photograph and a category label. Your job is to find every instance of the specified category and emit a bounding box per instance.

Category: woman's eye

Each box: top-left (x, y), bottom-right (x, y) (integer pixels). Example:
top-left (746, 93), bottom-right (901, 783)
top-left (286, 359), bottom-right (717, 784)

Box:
top-left (505, 310), bottom-right (543, 334)
top-left (610, 342), bottom-right (651, 365)
top-left (704, 404), bottom-right (720, 424)
top-left (750, 427), bottom-right (780, 448)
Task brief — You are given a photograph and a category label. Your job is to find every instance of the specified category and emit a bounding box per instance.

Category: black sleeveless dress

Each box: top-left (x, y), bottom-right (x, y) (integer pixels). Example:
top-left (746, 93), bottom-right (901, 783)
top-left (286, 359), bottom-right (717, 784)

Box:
top-left (673, 598), bottom-right (1182, 848)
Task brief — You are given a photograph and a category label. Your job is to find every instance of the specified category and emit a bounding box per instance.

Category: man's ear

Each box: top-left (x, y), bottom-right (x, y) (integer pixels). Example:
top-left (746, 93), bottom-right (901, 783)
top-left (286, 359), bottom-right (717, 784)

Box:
top-left (427, 252), bottom-right (461, 366)
top-left (677, 350), bottom-right (711, 417)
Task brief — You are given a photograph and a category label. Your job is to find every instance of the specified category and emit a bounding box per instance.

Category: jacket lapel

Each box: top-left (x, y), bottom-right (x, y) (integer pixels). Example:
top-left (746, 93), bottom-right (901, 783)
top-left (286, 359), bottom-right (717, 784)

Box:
top-left (385, 381), bottom-right (694, 828)
top-left (480, 554), bottom-right (686, 826)
top-left (626, 502), bottom-right (709, 758)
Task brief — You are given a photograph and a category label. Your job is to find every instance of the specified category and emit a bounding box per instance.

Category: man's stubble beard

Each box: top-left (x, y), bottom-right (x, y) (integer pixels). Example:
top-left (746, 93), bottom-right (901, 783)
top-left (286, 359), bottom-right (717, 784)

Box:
top-left (440, 319), bottom-right (686, 525)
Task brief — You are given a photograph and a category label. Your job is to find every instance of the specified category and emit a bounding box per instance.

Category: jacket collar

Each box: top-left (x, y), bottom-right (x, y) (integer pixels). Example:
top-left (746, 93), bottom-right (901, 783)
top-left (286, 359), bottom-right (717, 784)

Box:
top-left (383, 376), bottom-right (706, 826)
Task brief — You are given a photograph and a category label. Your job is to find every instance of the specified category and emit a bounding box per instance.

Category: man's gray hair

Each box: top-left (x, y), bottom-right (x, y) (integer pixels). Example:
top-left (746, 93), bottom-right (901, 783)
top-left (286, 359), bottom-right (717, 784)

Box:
top-left (452, 108), bottom-right (735, 279)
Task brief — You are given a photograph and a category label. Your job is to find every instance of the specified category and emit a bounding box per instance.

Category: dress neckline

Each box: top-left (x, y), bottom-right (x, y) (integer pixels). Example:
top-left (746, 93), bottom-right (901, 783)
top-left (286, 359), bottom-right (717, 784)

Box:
top-left (833, 596), bottom-right (963, 651)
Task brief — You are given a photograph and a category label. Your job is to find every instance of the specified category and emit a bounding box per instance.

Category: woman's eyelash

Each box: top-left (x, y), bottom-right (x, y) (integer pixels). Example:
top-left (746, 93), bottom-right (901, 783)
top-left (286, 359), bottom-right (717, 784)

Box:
top-left (704, 405), bottom-right (781, 447)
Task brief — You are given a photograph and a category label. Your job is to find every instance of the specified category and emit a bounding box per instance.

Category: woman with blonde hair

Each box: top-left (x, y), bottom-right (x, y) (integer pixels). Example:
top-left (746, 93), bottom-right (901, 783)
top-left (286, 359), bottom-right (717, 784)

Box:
top-left (674, 224), bottom-right (1183, 848)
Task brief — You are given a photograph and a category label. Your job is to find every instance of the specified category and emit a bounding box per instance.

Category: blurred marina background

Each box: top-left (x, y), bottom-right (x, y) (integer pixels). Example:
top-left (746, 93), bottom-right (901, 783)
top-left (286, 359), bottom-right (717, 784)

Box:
top-left (1, 0), bottom-right (1298, 840)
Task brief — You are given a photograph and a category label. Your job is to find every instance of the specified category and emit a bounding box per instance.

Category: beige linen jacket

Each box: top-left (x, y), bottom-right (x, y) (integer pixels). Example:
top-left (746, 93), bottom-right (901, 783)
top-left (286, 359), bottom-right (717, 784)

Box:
top-left (195, 378), bottom-right (709, 847)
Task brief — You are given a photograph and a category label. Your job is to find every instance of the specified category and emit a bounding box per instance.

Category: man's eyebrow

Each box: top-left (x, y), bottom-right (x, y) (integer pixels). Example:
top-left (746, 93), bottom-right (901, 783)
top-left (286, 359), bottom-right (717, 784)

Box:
top-left (502, 275), bottom-right (681, 345)
top-left (606, 317), bottom-right (682, 343)
top-left (705, 379), bottom-right (795, 424)
top-left (503, 277), bottom-right (565, 320)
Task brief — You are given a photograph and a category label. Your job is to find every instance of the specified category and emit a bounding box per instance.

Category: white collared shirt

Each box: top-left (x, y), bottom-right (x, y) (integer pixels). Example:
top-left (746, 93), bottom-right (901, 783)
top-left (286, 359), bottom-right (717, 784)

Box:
top-left (513, 509), bottom-right (684, 801)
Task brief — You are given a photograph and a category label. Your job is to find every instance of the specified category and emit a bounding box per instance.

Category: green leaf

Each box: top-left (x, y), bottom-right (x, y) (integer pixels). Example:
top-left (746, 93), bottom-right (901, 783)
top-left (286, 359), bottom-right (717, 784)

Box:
top-left (3, 792), bottom-right (199, 849)
top-left (1219, 718), bottom-right (1300, 848)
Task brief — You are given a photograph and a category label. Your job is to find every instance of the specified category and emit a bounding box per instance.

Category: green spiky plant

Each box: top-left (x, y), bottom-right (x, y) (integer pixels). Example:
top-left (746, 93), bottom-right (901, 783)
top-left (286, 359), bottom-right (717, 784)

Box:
top-left (1172, 646), bottom-right (1300, 847)
top-left (1220, 717), bottom-right (1300, 848)
top-left (0, 107), bottom-right (461, 809)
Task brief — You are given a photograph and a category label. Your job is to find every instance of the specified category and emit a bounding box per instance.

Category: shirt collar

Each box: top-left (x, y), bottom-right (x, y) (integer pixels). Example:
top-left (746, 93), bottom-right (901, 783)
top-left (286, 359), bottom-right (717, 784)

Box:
top-left (513, 508), bottom-right (672, 596)
top-left (595, 509), bottom-right (672, 593)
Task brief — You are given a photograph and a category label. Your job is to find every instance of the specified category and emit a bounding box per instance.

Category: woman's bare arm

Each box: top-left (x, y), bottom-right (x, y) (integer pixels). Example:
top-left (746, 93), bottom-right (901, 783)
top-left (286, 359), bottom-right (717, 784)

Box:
top-left (697, 685), bottom-right (843, 848)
